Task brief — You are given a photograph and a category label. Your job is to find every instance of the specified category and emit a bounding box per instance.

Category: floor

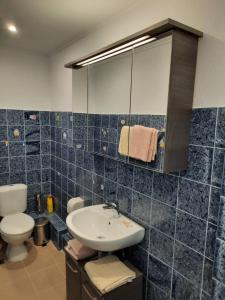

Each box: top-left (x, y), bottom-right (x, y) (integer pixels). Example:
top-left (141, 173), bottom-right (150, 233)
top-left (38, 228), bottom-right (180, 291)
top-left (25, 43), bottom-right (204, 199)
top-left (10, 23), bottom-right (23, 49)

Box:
top-left (0, 241), bottom-right (66, 300)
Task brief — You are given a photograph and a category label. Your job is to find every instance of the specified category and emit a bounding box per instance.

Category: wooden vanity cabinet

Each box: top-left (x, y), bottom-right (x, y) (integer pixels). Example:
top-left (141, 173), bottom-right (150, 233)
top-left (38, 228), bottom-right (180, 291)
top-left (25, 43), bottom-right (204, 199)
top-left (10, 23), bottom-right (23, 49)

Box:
top-left (65, 249), bottom-right (143, 300)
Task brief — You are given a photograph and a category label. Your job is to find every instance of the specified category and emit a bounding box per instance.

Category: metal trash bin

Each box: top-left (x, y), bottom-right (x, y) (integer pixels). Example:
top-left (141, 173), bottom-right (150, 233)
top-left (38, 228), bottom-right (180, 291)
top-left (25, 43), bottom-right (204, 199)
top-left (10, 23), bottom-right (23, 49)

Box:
top-left (33, 217), bottom-right (50, 246)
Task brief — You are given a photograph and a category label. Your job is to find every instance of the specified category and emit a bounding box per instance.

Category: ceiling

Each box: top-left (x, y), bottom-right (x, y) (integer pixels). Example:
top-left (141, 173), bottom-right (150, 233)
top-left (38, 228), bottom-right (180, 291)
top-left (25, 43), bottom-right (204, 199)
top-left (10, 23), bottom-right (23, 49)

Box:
top-left (0, 0), bottom-right (138, 55)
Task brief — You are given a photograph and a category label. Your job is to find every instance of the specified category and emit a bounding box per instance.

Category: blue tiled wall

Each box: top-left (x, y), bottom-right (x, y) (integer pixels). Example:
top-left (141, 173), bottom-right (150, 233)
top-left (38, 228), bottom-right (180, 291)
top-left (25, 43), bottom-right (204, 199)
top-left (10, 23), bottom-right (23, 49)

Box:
top-left (1, 108), bottom-right (225, 300)
top-left (0, 109), bottom-right (51, 212)
top-left (49, 108), bottom-right (225, 300)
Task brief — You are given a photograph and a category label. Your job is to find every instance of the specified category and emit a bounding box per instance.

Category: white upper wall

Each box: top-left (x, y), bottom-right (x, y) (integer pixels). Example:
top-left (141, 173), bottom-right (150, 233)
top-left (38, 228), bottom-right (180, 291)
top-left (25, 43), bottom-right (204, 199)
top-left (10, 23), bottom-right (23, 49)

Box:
top-left (0, 47), bottom-right (51, 110)
top-left (50, 0), bottom-right (225, 111)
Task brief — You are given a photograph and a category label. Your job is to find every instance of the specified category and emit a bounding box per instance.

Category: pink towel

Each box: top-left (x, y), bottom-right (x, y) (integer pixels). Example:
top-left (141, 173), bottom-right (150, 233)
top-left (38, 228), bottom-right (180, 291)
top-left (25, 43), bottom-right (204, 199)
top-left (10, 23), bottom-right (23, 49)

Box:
top-left (147, 129), bottom-right (158, 161)
top-left (67, 239), bottom-right (96, 260)
top-left (129, 125), bottom-right (153, 162)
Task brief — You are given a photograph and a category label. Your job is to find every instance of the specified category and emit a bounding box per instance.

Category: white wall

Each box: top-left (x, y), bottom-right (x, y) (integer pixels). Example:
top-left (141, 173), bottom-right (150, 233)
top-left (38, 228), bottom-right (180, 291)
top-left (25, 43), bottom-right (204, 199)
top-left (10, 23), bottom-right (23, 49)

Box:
top-left (50, 0), bottom-right (225, 110)
top-left (0, 47), bottom-right (51, 110)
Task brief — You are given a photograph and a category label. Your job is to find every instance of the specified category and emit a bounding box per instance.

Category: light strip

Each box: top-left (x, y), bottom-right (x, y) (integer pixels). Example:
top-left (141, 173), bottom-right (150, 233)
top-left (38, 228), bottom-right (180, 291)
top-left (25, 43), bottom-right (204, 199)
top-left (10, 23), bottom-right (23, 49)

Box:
top-left (82, 37), bottom-right (156, 66)
top-left (77, 35), bottom-right (150, 65)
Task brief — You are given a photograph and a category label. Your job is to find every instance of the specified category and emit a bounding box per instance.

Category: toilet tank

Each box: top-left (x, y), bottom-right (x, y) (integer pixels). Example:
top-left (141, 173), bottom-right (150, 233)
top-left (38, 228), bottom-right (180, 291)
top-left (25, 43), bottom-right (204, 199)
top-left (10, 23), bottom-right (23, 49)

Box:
top-left (0, 184), bottom-right (27, 216)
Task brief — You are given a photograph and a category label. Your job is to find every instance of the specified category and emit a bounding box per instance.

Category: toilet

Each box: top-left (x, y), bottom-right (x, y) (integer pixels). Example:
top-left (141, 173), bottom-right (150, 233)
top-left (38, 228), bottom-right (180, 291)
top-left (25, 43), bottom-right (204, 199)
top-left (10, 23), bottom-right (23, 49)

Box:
top-left (0, 184), bottom-right (34, 262)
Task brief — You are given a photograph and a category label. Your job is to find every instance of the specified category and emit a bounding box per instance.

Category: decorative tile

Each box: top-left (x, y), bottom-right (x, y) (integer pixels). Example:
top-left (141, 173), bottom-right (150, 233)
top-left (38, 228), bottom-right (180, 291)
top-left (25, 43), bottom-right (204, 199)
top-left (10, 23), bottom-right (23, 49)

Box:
top-left (152, 173), bottom-right (178, 207)
top-left (151, 199), bottom-right (176, 237)
top-left (181, 145), bottom-right (213, 184)
top-left (24, 111), bottom-right (39, 125)
top-left (132, 191), bottom-right (151, 224)
top-left (212, 148), bottom-right (225, 187)
top-left (133, 166), bottom-right (153, 196)
top-left (172, 271), bottom-right (201, 300)
top-left (8, 125), bottom-right (24, 141)
top-left (149, 228), bottom-right (173, 266)
top-left (178, 178), bottom-right (210, 219)
top-left (148, 254), bottom-right (172, 293)
top-left (7, 109), bottom-right (24, 125)
top-left (174, 242), bottom-right (203, 285)
top-left (175, 210), bottom-right (207, 254)
top-left (118, 162), bottom-right (133, 188)
top-left (190, 108), bottom-right (217, 146)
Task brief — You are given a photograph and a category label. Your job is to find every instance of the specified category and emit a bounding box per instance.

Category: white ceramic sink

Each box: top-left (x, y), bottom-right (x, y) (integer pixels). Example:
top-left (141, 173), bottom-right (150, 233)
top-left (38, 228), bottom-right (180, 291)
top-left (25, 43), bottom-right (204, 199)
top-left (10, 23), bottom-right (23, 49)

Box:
top-left (66, 204), bottom-right (145, 252)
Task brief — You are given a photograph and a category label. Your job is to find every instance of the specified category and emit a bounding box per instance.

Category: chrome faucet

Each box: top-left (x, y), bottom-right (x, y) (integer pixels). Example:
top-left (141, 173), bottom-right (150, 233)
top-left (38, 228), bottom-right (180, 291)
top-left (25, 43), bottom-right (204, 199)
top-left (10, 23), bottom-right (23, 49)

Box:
top-left (103, 202), bottom-right (120, 216)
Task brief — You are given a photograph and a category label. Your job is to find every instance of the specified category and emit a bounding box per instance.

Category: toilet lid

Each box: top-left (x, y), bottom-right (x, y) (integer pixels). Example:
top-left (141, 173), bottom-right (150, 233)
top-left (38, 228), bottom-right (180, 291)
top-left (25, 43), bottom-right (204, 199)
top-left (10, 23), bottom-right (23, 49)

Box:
top-left (0, 213), bottom-right (34, 235)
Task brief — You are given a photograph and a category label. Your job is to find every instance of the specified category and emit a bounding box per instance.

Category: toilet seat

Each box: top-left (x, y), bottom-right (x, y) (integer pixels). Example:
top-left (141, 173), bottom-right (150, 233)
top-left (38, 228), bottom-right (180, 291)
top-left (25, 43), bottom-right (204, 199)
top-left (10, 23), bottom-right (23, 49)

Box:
top-left (0, 213), bottom-right (34, 235)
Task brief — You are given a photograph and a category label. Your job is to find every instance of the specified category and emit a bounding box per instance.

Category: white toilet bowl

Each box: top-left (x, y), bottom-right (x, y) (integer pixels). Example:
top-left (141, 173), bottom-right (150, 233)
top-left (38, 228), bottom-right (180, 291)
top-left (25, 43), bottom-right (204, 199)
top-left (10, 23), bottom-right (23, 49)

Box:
top-left (0, 213), bottom-right (34, 262)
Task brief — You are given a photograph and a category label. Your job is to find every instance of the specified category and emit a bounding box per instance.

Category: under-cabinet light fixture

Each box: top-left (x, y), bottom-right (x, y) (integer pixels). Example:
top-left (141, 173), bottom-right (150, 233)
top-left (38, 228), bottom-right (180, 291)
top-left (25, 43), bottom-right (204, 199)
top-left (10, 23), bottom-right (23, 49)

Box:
top-left (81, 37), bottom-right (156, 66)
top-left (78, 35), bottom-right (152, 66)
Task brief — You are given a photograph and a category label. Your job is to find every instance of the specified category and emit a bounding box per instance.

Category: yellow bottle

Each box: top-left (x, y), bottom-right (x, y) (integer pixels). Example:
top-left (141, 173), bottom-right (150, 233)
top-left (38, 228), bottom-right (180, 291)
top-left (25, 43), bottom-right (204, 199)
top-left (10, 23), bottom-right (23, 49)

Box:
top-left (47, 194), bottom-right (54, 214)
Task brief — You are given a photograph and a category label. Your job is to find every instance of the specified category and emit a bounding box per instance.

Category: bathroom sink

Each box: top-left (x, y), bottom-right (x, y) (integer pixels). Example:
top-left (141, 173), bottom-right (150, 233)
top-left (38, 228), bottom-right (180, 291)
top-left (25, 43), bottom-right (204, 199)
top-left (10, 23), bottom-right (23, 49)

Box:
top-left (66, 204), bottom-right (145, 252)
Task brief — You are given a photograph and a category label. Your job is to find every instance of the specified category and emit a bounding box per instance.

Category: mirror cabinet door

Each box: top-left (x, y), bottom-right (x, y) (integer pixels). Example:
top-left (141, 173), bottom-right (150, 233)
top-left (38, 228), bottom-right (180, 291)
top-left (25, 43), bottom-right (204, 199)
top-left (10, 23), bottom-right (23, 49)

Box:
top-left (87, 51), bottom-right (132, 160)
top-left (129, 36), bottom-right (172, 171)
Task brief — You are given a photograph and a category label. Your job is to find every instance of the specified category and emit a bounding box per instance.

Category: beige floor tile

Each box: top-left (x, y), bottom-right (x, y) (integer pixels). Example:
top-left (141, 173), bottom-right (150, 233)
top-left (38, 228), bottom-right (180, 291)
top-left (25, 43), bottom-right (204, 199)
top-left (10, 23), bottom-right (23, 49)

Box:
top-left (0, 261), bottom-right (27, 286)
top-left (23, 243), bottom-right (56, 274)
top-left (29, 264), bottom-right (65, 292)
top-left (37, 282), bottom-right (66, 300)
top-left (0, 276), bottom-right (38, 300)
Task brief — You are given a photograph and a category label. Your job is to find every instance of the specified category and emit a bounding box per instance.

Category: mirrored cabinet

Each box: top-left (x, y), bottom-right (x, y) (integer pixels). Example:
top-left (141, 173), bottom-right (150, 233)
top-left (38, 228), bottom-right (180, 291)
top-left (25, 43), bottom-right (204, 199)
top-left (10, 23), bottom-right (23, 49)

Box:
top-left (68, 19), bottom-right (202, 173)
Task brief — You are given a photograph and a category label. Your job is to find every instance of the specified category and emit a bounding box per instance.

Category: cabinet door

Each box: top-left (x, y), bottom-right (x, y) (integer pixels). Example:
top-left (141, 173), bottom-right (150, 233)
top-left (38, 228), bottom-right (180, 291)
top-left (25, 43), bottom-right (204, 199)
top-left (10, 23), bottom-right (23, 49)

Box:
top-left (81, 283), bottom-right (100, 300)
top-left (66, 258), bottom-right (81, 300)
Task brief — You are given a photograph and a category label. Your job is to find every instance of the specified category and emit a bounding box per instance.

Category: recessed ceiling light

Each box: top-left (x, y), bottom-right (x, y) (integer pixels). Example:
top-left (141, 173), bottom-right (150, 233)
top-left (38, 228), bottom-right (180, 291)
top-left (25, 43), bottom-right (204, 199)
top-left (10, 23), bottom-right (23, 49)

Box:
top-left (7, 24), bottom-right (17, 33)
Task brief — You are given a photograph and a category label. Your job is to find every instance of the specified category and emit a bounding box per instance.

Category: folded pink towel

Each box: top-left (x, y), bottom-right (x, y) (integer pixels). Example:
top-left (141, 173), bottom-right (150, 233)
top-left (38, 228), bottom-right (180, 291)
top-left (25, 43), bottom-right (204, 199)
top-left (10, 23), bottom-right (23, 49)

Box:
top-left (67, 239), bottom-right (96, 260)
top-left (129, 125), bottom-right (154, 162)
top-left (147, 128), bottom-right (158, 161)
